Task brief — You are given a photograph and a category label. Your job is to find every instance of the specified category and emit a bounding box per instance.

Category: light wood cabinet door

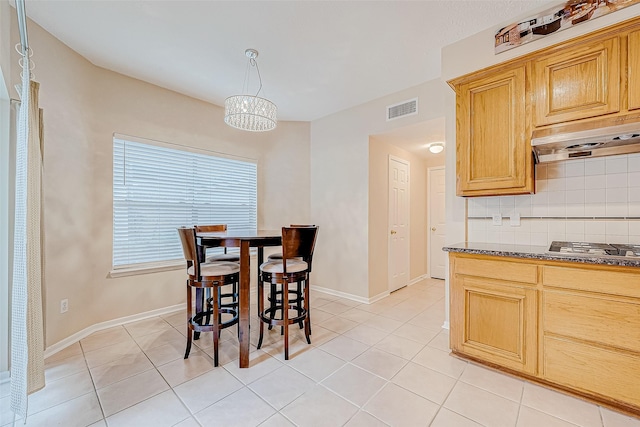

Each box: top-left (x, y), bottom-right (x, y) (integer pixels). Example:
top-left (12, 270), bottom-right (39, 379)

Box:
top-left (533, 37), bottom-right (620, 126)
top-left (456, 65), bottom-right (533, 196)
top-left (629, 30), bottom-right (640, 111)
top-left (451, 275), bottom-right (537, 374)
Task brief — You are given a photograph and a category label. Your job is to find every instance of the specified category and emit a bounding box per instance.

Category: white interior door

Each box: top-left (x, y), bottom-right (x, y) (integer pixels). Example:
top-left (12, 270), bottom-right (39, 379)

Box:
top-left (389, 156), bottom-right (409, 292)
top-left (429, 167), bottom-right (446, 279)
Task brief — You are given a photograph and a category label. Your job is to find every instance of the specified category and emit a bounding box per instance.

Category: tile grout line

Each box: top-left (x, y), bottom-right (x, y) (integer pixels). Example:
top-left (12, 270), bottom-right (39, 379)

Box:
top-left (38, 279), bottom-right (637, 427)
top-left (513, 376), bottom-right (526, 427)
top-left (100, 320), bottom-right (184, 423)
top-left (427, 360), bottom-right (470, 427)
top-left (79, 338), bottom-right (108, 426)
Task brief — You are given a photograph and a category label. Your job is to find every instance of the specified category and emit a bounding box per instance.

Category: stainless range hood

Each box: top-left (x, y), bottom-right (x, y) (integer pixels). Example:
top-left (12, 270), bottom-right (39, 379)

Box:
top-left (531, 116), bottom-right (640, 163)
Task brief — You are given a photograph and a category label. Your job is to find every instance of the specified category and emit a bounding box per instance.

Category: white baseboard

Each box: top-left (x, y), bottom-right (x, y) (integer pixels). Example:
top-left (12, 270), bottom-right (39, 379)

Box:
top-left (44, 303), bottom-right (185, 359)
top-left (407, 274), bottom-right (429, 286)
top-left (442, 321), bottom-right (450, 330)
top-left (310, 285), bottom-right (389, 305)
top-left (367, 290), bottom-right (390, 304)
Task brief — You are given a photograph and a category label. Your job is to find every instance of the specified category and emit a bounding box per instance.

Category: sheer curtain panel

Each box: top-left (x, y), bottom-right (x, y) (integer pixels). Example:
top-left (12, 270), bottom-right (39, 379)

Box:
top-left (10, 71), bottom-right (45, 420)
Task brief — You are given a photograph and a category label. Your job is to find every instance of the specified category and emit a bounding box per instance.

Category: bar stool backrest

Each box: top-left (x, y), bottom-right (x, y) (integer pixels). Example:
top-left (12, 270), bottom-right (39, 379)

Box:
top-left (281, 226), bottom-right (318, 273)
top-left (177, 227), bottom-right (200, 278)
top-left (194, 224), bottom-right (227, 233)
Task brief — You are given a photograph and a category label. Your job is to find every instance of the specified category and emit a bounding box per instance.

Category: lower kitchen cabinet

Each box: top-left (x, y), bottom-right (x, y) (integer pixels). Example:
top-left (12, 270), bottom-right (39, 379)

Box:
top-left (450, 255), bottom-right (538, 375)
top-left (449, 252), bottom-right (640, 415)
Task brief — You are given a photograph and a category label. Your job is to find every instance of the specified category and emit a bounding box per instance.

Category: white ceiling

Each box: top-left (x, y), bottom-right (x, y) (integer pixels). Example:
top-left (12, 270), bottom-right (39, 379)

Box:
top-left (22, 0), bottom-right (551, 122)
top-left (373, 117), bottom-right (446, 160)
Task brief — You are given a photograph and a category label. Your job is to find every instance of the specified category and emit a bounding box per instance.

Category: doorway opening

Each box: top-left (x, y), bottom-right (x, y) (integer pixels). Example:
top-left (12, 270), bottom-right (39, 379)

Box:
top-left (368, 117), bottom-right (446, 296)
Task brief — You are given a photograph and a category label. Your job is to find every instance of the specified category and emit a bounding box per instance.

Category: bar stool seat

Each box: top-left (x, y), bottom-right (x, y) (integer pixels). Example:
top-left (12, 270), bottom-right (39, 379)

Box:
top-left (260, 259), bottom-right (308, 274)
top-left (188, 261), bottom-right (239, 276)
top-left (206, 253), bottom-right (241, 263)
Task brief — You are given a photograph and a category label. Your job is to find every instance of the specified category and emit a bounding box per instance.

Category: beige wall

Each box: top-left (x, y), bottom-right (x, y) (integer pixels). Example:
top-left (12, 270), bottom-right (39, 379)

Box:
top-left (310, 79), bottom-right (448, 299)
top-left (11, 20), bottom-right (310, 347)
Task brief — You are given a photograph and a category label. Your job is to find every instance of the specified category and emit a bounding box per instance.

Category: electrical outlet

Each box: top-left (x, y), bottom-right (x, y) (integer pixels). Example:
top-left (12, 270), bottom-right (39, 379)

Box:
top-left (60, 299), bottom-right (68, 314)
top-left (492, 213), bottom-right (502, 226)
top-left (510, 212), bottom-right (521, 227)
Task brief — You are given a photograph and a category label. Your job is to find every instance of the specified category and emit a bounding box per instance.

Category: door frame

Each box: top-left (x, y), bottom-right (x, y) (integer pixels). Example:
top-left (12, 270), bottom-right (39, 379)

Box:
top-left (388, 155), bottom-right (410, 292)
top-left (428, 166), bottom-right (445, 279)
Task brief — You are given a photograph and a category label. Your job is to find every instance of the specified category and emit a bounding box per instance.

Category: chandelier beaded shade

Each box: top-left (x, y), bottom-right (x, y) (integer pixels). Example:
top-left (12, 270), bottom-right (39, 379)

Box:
top-left (224, 49), bottom-right (277, 132)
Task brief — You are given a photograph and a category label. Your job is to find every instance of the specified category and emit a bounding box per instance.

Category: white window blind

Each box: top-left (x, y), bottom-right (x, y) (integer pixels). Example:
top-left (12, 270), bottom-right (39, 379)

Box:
top-left (113, 137), bottom-right (257, 269)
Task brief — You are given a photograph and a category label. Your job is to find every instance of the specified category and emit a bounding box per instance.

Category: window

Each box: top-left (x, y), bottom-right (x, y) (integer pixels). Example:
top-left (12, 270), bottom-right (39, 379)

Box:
top-left (112, 135), bottom-right (257, 269)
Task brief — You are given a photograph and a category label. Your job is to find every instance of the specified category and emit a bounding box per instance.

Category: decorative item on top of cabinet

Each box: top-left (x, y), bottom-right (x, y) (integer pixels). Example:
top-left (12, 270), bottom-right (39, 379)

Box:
top-left (629, 29), bottom-right (640, 111)
top-left (532, 36), bottom-right (620, 127)
top-left (453, 64), bottom-right (534, 197)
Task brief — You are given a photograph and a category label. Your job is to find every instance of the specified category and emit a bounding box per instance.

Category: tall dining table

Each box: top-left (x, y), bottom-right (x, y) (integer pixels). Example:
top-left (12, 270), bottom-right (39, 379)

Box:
top-left (196, 229), bottom-right (282, 368)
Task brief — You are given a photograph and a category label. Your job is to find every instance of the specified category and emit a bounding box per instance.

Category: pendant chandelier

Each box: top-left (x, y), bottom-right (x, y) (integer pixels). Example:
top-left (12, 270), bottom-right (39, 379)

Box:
top-left (224, 49), bottom-right (277, 132)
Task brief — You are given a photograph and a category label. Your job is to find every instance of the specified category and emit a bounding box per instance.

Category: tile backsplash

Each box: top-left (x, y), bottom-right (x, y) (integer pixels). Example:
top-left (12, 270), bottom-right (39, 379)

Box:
top-left (467, 153), bottom-right (640, 246)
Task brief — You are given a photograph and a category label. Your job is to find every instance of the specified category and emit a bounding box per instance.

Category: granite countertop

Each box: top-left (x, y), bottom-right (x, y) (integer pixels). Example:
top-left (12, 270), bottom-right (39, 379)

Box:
top-left (443, 242), bottom-right (640, 268)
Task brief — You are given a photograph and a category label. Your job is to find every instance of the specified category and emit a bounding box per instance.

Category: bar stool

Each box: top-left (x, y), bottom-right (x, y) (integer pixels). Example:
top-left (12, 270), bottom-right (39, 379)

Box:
top-left (266, 224), bottom-right (315, 332)
top-left (257, 226), bottom-right (318, 360)
top-left (177, 227), bottom-right (239, 366)
top-left (194, 224), bottom-right (239, 316)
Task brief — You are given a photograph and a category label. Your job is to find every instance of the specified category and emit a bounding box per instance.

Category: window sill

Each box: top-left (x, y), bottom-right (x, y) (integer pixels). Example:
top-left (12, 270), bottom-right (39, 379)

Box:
top-left (109, 261), bottom-right (184, 278)
top-left (108, 254), bottom-right (260, 278)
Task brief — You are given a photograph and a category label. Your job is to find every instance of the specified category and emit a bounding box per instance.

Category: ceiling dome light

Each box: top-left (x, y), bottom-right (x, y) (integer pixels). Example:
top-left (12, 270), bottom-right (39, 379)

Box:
top-left (428, 142), bottom-right (444, 154)
top-left (224, 49), bottom-right (277, 132)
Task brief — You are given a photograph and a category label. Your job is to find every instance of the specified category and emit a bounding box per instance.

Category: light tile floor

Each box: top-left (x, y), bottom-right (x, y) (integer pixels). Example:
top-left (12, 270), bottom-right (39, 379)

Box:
top-left (2, 278), bottom-right (640, 427)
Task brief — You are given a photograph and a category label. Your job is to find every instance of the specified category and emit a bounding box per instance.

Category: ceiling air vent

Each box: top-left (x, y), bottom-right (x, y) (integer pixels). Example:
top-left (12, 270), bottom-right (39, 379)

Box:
top-left (386, 98), bottom-right (418, 121)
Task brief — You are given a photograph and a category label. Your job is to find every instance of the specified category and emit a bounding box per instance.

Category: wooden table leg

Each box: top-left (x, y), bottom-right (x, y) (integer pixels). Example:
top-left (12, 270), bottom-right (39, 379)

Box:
top-left (239, 240), bottom-right (250, 368)
top-left (194, 288), bottom-right (202, 341)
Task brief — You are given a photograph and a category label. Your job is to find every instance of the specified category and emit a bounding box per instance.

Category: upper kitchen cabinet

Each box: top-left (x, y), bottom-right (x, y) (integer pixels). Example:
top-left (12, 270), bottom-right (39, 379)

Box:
top-left (629, 29), bottom-right (640, 111)
top-left (532, 36), bottom-right (620, 127)
top-left (453, 64), bottom-right (534, 197)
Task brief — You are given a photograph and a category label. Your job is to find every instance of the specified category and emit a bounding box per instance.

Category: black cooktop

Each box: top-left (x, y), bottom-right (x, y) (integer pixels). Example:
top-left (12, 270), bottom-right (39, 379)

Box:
top-left (549, 241), bottom-right (640, 258)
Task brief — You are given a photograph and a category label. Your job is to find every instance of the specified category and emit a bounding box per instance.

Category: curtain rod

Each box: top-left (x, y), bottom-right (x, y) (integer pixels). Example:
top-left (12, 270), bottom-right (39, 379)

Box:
top-left (16, 0), bottom-right (29, 55)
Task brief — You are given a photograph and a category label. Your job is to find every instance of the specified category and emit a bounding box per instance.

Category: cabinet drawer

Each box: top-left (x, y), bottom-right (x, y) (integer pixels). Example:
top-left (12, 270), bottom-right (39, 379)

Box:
top-left (544, 336), bottom-right (640, 407)
top-left (544, 290), bottom-right (640, 353)
top-left (455, 257), bottom-right (537, 284)
top-left (543, 266), bottom-right (640, 298)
